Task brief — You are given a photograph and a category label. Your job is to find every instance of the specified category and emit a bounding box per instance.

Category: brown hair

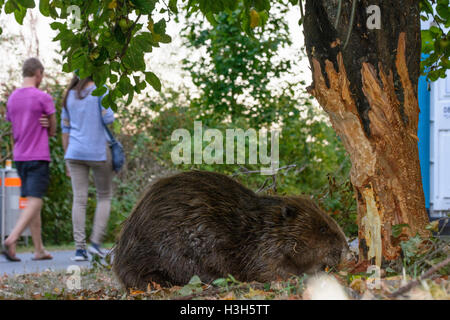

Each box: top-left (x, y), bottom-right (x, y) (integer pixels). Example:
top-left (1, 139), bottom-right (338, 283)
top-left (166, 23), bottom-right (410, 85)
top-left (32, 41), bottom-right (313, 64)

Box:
top-left (22, 58), bottom-right (44, 77)
top-left (63, 75), bottom-right (94, 108)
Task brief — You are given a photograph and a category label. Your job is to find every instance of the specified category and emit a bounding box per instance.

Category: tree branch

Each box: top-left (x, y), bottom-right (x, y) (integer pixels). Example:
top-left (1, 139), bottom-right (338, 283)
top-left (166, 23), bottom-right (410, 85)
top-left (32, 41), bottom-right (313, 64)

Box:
top-left (119, 14), bottom-right (142, 59)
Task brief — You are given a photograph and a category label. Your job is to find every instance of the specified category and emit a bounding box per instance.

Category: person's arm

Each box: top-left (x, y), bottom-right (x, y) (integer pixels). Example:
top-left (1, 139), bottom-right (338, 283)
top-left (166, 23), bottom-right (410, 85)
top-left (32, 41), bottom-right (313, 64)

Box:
top-left (39, 114), bottom-right (56, 136)
top-left (62, 133), bottom-right (69, 154)
top-left (41, 93), bottom-right (57, 136)
top-left (48, 113), bottom-right (57, 137)
top-left (62, 132), bottom-right (70, 178)
top-left (61, 105), bottom-right (71, 140)
top-left (61, 106), bottom-right (71, 177)
top-left (101, 105), bottom-right (115, 125)
top-left (100, 92), bottom-right (115, 125)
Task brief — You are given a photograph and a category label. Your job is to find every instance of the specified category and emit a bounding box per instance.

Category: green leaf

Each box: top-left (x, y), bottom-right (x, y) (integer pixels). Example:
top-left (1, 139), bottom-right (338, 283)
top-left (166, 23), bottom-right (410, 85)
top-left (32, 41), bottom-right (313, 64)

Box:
top-left (110, 74), bottom-right (118, 83)
top-left (133, 32), bottom-right (153, 52)
top-left (258, 10), bottom-right (269, 25)
top-left (254, 0), bottom-right (271, 11)
top-left (117, 75), bottom-right (133, 96)
top-left (137, 80), bottom-right (146, 91)
top-left (153, 18), bottom-right (166, 35)
top-left (145, 71), bottom-right (161, 91)
top-left (39, 0), bottom-right (49, 16)
top-left (159, 34), bottom-right (172, 44)
top-left (130, 0), bottom-right (156, 14)
top-left (436, 3), bottom-right (450, 20)
top-left (123, 45), bottom-right (146, 71)
top-left (178, 284), bottom-right (202, 296)
top-left (385, 267), bottom-right (397, 275)
top-left (62, 62), bottom-right (71, 73)
top-left (212, 278), bottom-right (228, 287)
top-left (4, 0), bottom-right (19, 14)
top-left (227, 274), bottom-right (238, 284)
top-left (392, 223), bottom-right (410, 238)
top-left (125, 90), bottom-right (134, 105)
top-left (420, 0), bottom-right (434, 15)
top-left (188, 275), bottom-right (202, 286)
top-left (91, 86), bottom-right (107, 97)
top-left (14, 6), bottom-right (27, 25)
top-left (205, 12), bottom-right (218, 26)
top-left (93, 66), bottom-right (110, 86)
top-left (430, 26), bottom-right (442, 36)
top-left (113, 24), bottom-right (126, 43)
top-left (78, 62), bottom-right (94, 79)
top-left (177, 275), bottom-right (203, 296)
top-left (110, 61), bottom-right (121, 72)
top-left (101, 92), bottom-right (118, 111)
top-left (48, 2), bottom-right (58, 18)
top-left (16, 0), bottom-right (35, 8)
top-left (169, 0), bottom-right (178, 13)
top-left (50, 22), bottom-right (65, 30)
top-left (400, 234), bottom-right (421, 259)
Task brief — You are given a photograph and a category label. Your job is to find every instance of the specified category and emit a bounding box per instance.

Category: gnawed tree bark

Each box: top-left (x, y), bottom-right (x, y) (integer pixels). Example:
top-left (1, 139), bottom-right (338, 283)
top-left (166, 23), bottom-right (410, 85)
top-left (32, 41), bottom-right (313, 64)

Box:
top-left (303, 0), bottom-right (430, 266)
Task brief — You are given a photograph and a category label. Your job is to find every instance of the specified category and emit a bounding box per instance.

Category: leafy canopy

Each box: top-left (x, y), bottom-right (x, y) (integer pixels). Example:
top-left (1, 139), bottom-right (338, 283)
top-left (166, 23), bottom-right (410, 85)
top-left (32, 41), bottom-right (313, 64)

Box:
top-left (182, 1), bottom-right (294, 128)
top-left (420, 0), bottom-right (450, 81)
top-left (0, 0), bottom-right (447, 109)
top-left (0, 0), bottom-right (282, 110)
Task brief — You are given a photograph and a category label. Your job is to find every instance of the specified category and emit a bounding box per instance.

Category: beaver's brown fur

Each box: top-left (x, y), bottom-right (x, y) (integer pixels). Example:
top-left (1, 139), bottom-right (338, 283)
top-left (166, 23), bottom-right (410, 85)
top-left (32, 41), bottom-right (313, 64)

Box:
top-left (112, 170), bottom-right (349, 289)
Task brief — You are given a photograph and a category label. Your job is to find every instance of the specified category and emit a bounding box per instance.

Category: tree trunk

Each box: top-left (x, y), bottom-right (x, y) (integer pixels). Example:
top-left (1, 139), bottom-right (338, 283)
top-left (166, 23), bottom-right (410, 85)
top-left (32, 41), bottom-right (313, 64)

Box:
top-left (303, 0), bottom-right (429, 266)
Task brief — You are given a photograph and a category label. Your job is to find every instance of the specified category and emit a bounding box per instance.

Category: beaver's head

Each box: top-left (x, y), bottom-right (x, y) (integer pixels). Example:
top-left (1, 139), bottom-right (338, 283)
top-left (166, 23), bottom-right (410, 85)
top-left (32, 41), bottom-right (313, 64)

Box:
top-left (276, 196), bottom-right (353, 274)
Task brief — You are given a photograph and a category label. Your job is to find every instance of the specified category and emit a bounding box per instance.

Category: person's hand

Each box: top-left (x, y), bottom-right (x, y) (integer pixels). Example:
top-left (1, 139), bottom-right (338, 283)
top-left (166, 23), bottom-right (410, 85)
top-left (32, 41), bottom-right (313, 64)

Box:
top-left (65, 164), bottom-right (71, 178)
top-left (39, 115), bottom-right (50, 128)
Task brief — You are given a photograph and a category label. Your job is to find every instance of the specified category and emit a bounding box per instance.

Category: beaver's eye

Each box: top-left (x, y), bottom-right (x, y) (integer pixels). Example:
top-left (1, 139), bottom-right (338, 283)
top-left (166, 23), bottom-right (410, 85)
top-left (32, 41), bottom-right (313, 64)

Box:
top-left (319, 226), bottom-right (328, 234)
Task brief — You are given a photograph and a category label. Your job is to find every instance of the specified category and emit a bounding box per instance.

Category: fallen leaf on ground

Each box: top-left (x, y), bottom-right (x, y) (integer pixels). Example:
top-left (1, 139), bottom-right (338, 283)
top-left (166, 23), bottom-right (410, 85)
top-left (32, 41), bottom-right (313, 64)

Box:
top-left (222, 292), bottom-right (235, 300)
top-left (129, 289), bottom-right (145, 296)
top-left (349, 260), bottom-right (371, 274)
top-left (350, 278), bottom-right (367, 294)
top-left (244, 288), bottom-right (267, 299)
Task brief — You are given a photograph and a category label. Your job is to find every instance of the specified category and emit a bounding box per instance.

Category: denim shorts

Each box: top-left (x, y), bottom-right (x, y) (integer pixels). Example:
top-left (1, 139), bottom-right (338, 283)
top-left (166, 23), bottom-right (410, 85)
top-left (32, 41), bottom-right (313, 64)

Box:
top-left (15, 161), bottom-right (50, 198)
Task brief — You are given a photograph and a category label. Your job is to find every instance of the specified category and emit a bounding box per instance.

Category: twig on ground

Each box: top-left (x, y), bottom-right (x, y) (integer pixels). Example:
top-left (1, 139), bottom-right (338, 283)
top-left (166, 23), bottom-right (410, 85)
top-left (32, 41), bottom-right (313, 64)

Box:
top-left (232, 164), bottom-right (297, 177)
top-left (256, 178), bottom-right (271, 193)
top-left (232, 164), bottom-right (299, 193)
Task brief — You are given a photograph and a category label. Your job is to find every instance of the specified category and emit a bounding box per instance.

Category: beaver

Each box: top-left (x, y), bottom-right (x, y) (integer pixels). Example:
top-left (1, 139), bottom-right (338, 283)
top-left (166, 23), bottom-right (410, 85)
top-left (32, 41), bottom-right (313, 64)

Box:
top-left (112, 170), bottom-right (351, 289)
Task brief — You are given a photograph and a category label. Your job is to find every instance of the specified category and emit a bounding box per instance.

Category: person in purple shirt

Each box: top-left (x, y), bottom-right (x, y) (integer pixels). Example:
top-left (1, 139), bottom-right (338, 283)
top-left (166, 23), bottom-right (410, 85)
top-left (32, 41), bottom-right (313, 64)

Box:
top-left (2, 58), bottom-right (56, 262)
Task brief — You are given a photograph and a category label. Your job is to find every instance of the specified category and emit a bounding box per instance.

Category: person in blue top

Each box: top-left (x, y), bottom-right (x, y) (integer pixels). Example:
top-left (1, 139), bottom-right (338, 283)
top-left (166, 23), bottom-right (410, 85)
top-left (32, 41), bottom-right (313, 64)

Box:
top-left (61, 75), bottom-right (115, 261)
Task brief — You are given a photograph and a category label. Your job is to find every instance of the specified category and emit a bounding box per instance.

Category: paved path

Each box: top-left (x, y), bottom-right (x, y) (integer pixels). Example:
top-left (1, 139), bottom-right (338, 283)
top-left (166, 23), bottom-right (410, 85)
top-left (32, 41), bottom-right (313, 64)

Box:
top-left (0, 250), bottom-right (104, 276)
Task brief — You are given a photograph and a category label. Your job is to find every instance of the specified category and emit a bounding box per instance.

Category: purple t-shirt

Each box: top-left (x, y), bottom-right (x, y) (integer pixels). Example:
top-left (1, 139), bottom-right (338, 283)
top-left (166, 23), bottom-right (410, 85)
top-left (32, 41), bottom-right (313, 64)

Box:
top-left (6, 87), bottom-right (56, 162)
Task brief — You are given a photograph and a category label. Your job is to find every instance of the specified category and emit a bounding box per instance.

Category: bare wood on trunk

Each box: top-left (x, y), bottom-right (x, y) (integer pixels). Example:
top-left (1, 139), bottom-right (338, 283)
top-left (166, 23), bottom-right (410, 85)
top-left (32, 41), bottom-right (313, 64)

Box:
top-left (304, 0), bottom-right (429, 265)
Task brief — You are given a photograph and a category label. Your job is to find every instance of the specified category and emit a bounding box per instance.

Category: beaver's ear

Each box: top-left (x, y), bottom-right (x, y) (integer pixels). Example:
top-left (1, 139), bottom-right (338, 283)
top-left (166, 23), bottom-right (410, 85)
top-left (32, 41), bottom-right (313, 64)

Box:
top-left (281, 206), bottom-right (297, 219)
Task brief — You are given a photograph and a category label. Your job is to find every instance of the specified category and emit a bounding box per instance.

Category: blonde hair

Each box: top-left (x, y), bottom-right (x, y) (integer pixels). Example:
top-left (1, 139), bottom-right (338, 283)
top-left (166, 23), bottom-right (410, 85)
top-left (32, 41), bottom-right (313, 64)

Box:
top-left (22, 58), bottom-right (44, 77)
